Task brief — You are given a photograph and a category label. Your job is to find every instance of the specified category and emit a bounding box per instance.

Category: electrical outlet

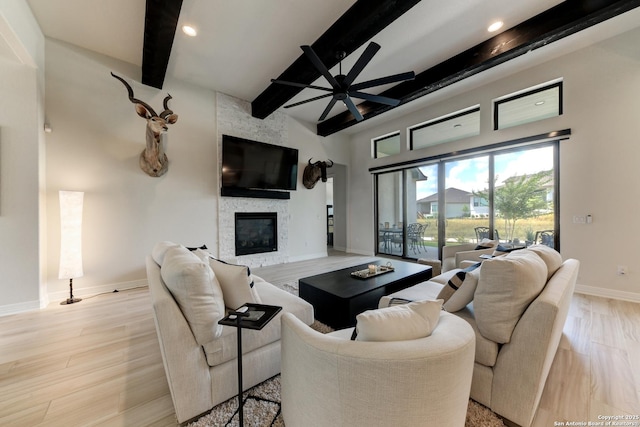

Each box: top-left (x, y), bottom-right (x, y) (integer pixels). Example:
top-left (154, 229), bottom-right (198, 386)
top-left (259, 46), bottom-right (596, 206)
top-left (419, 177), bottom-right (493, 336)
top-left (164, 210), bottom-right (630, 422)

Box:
top-left (573, 215), bottom-right (586, 224)
top-left (617, 265), bottom-right (628, 276)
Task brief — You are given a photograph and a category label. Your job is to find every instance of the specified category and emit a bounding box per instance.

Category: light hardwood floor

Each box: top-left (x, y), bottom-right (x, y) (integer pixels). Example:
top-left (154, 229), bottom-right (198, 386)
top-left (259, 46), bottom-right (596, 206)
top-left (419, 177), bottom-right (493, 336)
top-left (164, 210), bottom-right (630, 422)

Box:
top-left (0, 252), bottom-right (638, 426)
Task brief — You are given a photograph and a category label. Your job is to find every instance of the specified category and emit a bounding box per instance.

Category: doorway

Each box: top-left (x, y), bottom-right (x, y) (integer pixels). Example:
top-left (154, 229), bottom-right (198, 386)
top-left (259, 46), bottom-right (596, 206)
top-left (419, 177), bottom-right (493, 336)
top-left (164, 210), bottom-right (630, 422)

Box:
top-left (327, 164), bottom-right (347, 252)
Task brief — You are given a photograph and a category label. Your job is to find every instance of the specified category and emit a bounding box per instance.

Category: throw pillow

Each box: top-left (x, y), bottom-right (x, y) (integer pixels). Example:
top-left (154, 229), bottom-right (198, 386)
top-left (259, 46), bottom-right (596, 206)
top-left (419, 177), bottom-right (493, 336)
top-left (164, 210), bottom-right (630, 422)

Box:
top-left (526, 244), bottom-right (563, 279)
top-left (492, 244), bottom-right (524, 256)
top-left (187, 244), bottom-right (208, 251)
top-left (151, 241), bottom-right (180, 265)
top-left (437, 263), bottom-right (481, 312)
top-left (474, 250), bottom-right (548, 343)
top-left (354, 299), bottom-right (443, 342)
top-left (474, 238), bottom-right (498, 250)
top-left (195, 249), bottom-right (261, 309)
top-left (160, 246), bottom-right (225, 345)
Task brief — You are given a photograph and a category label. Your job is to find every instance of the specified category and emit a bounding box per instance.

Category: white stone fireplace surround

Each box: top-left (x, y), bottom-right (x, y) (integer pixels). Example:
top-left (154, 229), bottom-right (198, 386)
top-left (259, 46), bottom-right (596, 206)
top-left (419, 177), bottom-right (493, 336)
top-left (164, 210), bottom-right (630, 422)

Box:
top-left (216, 93), bottom-right (290, 268)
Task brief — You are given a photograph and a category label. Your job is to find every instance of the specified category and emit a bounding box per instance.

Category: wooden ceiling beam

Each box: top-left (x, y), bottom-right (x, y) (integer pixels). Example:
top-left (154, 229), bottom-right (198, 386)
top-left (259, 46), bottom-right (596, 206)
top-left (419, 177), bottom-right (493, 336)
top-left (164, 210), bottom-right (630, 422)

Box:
top-left (250, 0), bottom-right (423, 120)
top-left (141, 0), bottom-right (183, 89)
top-left (317, 0), bottom-right (640, 136)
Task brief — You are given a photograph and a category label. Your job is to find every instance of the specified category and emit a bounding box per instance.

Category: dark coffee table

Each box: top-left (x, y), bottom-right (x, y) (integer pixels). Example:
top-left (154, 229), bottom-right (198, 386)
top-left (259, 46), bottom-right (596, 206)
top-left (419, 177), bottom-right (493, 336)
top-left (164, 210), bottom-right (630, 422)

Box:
top-left (299, 260), bottom-right (432, 329)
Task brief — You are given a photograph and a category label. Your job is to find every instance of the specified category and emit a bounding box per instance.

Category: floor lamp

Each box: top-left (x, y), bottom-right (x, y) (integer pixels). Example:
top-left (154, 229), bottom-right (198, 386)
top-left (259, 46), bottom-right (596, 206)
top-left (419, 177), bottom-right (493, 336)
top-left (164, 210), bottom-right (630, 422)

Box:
top-left (59, 190), bottom-right (84, 305)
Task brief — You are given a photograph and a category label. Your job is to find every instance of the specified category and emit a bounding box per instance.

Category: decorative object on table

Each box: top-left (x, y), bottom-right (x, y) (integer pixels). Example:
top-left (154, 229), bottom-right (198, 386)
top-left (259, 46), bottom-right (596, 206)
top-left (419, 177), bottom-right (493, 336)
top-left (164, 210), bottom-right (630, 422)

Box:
top-left (219, 304), bottom-right (283, 427)
top-left (58, 191), bottom-right (84, 305)
top-left (271, 42), bottom-right (414, 122)
top-left (111, 72), bottom-right (178, 177)
top-left (302, 158), bottom-right (334, 189)
top-left (351, 261), bottom-right (394, 279)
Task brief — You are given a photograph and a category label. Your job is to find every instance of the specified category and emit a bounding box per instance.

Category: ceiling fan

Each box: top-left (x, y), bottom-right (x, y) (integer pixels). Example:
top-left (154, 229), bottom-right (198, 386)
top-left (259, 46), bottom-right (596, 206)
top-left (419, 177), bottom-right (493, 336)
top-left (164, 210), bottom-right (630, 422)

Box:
top-left (271, 42), bottom-right (415, 122)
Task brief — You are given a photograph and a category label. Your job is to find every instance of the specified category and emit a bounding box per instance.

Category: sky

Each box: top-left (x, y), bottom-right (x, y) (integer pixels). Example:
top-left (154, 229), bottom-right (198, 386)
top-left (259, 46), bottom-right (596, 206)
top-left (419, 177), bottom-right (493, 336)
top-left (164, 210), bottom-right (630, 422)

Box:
top-left (416, 145), bottom-right (553, 200)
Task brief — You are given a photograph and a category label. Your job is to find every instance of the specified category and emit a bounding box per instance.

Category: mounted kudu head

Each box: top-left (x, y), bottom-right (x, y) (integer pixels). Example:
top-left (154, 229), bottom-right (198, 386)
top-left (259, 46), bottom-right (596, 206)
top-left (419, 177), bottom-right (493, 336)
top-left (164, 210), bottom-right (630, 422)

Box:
top-left (302, 158), bottom-right (334, 189)
top-left (111, 72), bottom-right (178, 177)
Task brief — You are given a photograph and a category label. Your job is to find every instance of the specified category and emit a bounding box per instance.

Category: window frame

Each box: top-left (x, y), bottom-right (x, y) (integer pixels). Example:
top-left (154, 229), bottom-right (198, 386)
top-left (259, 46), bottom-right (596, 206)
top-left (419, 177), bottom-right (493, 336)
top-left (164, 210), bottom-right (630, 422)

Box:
top-left (493, 81), bottom-right (563, 131)
top-left (409, 106), bottom-right (480, 150)
top-left (373, 131), bottom-right (401, 159)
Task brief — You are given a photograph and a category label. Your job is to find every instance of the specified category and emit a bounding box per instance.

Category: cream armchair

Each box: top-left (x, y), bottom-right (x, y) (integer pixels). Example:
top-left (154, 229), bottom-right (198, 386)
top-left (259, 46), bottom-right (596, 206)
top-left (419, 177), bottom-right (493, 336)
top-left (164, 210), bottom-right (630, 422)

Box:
top-left (418, 242), bottom-right (495, 276)
top-left (441, 243), bottom-right (495, 272)
top-left (280, 312), bottom-right (475, 427)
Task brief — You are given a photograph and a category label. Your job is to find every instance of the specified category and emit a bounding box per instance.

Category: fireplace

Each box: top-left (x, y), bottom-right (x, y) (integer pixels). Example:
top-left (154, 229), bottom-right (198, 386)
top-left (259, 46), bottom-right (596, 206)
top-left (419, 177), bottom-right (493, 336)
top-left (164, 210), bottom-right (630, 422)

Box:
top-left (235, 212), bottom-right (278, 256)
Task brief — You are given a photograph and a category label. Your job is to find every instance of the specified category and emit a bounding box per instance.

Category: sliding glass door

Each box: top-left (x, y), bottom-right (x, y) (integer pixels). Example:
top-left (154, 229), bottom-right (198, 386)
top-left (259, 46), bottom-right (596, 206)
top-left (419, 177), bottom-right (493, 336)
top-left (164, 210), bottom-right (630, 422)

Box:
top-left (374, 140), bottom-right (559, 259)
top-left (376, 171), bottom-right (403, 256)
top-left (444, 156), bottom-right (490, 246)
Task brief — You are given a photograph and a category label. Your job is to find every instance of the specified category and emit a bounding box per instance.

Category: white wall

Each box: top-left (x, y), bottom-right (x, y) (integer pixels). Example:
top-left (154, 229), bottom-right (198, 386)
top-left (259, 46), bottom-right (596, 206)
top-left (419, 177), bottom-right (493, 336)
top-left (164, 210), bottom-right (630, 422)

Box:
top-left (28, 38), bottom-right (335, 307)
top-left (0, 1), bottom-right (45, 314)
top-left (346, 27), bottom-right (640, 300)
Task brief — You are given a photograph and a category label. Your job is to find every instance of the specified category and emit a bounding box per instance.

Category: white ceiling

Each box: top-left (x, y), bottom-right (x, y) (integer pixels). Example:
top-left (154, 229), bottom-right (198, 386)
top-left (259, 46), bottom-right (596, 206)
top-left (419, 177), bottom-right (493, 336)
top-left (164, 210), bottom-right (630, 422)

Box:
top-left (24, 0), bottom-right (640, 133)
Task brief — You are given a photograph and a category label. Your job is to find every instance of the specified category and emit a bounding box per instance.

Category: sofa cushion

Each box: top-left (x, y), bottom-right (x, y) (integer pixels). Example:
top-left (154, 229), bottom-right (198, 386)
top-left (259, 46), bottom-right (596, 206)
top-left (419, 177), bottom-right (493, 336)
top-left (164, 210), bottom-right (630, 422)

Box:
top-left (202, 280), bottom-right (314, 366)
top-left (354, 299), bottom-right (443, 342)
top-left (474, 250), bottom-right (548, 343)
top-left (160, 246), bottom-right (225, 345)
top-left (195, 249), bottom-right (261, 310)
top-left (438, 265), bottom-right (481, 313)
top-left (526, 244), bottom-right (563, 279)
top-left (455, 304), bottom-right (500, 367)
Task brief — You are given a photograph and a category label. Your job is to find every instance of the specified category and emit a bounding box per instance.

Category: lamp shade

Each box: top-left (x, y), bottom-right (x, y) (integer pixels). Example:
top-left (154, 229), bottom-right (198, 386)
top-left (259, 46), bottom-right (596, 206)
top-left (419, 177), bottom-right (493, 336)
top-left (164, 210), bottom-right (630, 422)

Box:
top-left (58, 191), bottom-right (84, 280)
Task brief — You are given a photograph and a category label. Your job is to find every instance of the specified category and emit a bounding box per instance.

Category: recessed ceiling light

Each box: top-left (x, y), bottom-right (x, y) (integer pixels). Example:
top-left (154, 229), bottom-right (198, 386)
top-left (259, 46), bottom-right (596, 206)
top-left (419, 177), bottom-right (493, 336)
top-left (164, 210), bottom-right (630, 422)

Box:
top-left (488, 21), bottom-right (503, 32)
top-left (535, 101), bottom-right (545, 106)
top-left (182, 25), bottom-right (197, 37)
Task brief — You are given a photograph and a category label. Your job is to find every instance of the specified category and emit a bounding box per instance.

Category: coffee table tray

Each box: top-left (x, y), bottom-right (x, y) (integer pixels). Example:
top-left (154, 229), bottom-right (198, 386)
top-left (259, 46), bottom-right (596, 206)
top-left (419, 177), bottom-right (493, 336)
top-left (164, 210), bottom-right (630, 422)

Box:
top-left (350, 265), bottom-right (395, 279)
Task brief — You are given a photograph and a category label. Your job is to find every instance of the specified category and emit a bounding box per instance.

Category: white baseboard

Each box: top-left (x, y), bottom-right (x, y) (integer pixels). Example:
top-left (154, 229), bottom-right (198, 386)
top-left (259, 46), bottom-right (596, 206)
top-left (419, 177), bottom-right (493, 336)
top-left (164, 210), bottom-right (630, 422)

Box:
top-left (288, 251), bottom-right (328, 263)
top-left (47, 279), bottom-right (148, 303)
top-left (347, 248), bottom-right (376, 256)
top-left (0, 300), bottom-right (41, 317)
top-left (574, 284), bottom-right (640, 303)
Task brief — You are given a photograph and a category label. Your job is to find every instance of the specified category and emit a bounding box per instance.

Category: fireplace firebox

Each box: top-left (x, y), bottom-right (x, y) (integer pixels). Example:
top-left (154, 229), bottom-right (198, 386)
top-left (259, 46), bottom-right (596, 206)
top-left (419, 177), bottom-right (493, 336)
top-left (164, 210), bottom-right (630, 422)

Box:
top-left (235, 212), bottom-right (278, 256)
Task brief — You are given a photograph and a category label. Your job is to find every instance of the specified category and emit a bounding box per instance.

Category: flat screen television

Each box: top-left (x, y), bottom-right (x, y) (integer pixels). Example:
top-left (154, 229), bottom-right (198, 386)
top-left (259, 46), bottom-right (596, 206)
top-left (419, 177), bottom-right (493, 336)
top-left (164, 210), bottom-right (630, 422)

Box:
top-left (221, 135), bottom-right (298, 191)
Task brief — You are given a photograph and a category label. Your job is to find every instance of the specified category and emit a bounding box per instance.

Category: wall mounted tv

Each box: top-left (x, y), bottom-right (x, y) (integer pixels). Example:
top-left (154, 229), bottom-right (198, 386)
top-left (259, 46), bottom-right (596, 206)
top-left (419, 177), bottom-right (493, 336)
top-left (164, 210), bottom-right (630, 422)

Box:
top-left (221, 135), bottom-right (298, 198)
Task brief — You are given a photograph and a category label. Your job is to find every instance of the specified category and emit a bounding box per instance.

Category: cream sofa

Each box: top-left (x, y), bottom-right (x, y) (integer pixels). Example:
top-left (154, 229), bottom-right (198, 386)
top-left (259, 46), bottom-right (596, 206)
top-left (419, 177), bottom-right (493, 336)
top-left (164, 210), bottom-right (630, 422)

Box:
top-left (380, 245), bottom-right (579, 427)
top-left (146, 244), bottom-right (314, 424)
top-left (280, 310), bottom-right (476, 427)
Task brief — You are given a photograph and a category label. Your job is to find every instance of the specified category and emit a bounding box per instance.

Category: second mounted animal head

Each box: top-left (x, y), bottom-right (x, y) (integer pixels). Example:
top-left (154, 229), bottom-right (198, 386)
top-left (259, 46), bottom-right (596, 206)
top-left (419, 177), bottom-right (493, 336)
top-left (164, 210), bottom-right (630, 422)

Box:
top-left (302, 158), bottom-right (334, 189)
top-left (111, 72), bottom-right (178, 177)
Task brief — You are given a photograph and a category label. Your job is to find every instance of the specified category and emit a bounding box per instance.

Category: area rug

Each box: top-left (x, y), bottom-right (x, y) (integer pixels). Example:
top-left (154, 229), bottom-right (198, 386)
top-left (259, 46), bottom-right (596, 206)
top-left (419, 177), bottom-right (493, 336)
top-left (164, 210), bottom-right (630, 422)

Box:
top-left (187, 320), bottom-right (505, 427)
top-left (187, 374), bottom-right (505, 427)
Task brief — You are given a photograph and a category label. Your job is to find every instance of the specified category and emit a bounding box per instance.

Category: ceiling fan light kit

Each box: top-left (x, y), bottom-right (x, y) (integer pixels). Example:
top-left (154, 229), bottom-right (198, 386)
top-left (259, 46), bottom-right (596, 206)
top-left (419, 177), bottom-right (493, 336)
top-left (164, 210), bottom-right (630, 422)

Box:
top-left (272, 42), bottom-right (415, 122)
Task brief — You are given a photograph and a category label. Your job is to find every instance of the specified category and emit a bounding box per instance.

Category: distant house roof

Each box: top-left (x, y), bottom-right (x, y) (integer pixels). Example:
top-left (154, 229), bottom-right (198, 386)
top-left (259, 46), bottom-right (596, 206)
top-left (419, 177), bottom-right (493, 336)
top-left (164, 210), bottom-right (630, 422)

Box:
top-left (417, 187), bottom-right (472, 203)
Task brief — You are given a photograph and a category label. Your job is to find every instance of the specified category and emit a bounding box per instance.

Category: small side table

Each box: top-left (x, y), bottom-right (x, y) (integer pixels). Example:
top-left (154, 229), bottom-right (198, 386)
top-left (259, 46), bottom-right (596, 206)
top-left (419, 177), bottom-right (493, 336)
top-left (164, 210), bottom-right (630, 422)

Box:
top-left (219, 303), bottom-right (282, 427)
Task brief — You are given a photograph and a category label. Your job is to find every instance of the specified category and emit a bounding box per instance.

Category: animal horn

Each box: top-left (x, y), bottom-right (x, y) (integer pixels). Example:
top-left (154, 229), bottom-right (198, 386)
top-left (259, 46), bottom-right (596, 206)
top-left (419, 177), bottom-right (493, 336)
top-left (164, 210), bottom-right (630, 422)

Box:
top-left (308, 158), bottom-right (314, 165)
top-left (111, 72), bottom-right (158, 117)
top-left (327, 159), bottom-right (334, 167)
top-left (160, 94), bottom-right (174, 118)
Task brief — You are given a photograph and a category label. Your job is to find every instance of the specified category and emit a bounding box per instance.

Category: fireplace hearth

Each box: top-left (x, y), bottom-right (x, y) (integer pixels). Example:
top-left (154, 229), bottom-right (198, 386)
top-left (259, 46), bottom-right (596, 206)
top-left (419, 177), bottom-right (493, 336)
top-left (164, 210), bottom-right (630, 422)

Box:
top-left (235, 212), bottom-right (278, 256)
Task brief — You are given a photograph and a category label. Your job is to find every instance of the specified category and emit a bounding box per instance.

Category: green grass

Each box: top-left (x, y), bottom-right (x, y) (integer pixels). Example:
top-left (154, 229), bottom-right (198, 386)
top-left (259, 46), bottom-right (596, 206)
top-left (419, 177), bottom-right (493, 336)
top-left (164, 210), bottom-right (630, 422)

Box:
top-left (417, 214), bottom-right (554, 244)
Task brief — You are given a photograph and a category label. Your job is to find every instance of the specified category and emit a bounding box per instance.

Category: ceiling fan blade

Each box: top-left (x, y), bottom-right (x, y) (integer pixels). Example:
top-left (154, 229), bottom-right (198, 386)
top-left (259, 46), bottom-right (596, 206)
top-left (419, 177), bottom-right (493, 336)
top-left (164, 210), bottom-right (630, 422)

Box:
top-left (350, 71), bottom-right (416, 91)
top-left (349, 91), bottom-right (401, 106)
top-left (343, 97), bottom-right (364, 121)
top-left (343, 42), bottom-right (381, 87)
top-left (319, 98), bottom-right (338, 121)
top-left (301, 45), bottom-right (341, 90)
top-left (283, 93), bottom-right (333, 109)
top-left (271, 79), bottom-right (332, 92)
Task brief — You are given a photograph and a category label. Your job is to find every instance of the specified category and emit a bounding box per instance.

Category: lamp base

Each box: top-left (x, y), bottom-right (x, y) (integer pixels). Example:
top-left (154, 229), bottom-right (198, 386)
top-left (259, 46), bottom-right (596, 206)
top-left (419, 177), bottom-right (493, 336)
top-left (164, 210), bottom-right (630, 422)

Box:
top-left (60, 278), bottom-right (82, 305)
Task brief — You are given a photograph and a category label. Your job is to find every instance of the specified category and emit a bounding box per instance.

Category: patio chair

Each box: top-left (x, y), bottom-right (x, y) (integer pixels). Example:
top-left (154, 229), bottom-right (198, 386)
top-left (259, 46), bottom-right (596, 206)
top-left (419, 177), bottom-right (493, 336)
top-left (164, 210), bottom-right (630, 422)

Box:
top-left (475, 226), bottom-right (500, 242)
top-left (535, 230), bottom-right (554, 248)
top-left (407, 223), bottom-right (423, 254)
